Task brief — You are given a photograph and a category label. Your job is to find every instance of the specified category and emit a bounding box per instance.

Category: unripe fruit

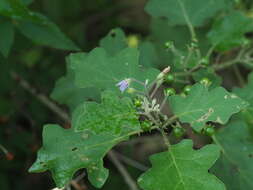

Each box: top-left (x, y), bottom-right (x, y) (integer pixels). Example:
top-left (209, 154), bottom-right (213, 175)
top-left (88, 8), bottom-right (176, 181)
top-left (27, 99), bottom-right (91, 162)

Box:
top-left (127, 35), bottom-right (139, 48)
top-left (203, 125), bottom-right (215, 136)
top-left (200, 77), bottom-right (212, 87)
top-left (165, 88), bottom-right (176, 96)
top-left (166, 74), bottom-right (175, 83)
top-left (183, 85), bottom-right (192, 94)
top-left (141, 121), bottom-right (152, 132)
top-left (200, 57), bottom-right (209, 66)
top-left (134, 99), bottom-right (142, 107)
top-left (173, 127), bottom-right (186, 138)
top-left (165, 41), bottom-right (174, 49)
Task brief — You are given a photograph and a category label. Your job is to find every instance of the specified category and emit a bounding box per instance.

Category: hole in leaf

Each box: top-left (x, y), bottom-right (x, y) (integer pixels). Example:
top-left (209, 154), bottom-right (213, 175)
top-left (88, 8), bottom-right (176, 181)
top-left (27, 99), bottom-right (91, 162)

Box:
top-left (72, 147), bottom-right (78, 151)
top-left (248, 153), bottom-right (253, 158)
top-left (110, 31), bottom-right (116, 38)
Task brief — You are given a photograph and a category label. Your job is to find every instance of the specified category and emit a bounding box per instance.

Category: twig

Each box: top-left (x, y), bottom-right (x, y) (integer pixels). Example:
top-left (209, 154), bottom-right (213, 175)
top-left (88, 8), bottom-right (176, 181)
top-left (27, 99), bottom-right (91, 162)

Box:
top-left (108, 150), bottom-right (139, 190)
top-left (233, 65), bottom-right (245, 87)
top-left (113, 151), bottom-right (148, 171)
top-left (10, 71), bottom-right (70, 123)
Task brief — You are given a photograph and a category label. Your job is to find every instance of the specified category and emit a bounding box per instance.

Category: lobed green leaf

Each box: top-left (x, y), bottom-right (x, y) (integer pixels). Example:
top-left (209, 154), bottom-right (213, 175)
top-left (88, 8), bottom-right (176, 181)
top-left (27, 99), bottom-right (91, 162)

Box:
top-left (208, 11), bottom-right (253, 51)
top-left (99, 28), bottom-right (127, 56)
top-left (0, 0), bottom-right (80, 51)
top-left (30, 91), bottom-right (141, 188)
top-left (51, 54), bottom-right (100, 112)
top-left (72, 91), bottom-right (140, 134)
top-left (138, 139), bottom-right (226, 190)
top-left (169, 84), bottom-right (249, 131)
top-left (145, 0), bottom-right (226, 27)
top-left (211, 118), bottom-right (253, 189)
top-left (234, 72), bottom-right (253, 106)
top-left (71, 47), bottom-right (160, 92)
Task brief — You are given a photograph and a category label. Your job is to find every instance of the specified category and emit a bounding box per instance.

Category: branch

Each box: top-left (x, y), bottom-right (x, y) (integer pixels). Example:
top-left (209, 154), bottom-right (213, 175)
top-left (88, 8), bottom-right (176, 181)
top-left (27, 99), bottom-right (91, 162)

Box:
top-left (113, 151), bottom-right (148, 171)
top-left (10, 71), bottom-right (70, 123)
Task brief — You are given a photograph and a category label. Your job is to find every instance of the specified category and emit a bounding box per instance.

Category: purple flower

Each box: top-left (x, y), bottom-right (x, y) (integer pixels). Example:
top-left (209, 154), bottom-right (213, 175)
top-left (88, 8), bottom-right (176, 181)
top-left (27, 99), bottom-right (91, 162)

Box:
top-left (116, 79), bottom-right (130, 92)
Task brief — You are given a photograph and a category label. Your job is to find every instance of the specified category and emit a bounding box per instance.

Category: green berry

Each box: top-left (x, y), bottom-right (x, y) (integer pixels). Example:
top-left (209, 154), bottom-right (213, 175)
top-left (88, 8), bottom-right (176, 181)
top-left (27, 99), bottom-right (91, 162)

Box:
top-left (134, 99), bottom-right (142, 107)
top-left (165, 41), bottom-right (174, 49)
top-left (200, 57), bottom-right (209, 66)
top-left (141, 121), bottom-right (152, 132)
top-left (200, 77), bottom-right (212, 87)
top-left (183, 85), bottom-right (192, 94)
top-left (203, 125), bottom-right (215, 136)
top-left (166, 74), bottom-right (174, 83)
top-left (165, 88), bottom-right (176, 96)
top-left (173, 127), bottom-right (186, 138)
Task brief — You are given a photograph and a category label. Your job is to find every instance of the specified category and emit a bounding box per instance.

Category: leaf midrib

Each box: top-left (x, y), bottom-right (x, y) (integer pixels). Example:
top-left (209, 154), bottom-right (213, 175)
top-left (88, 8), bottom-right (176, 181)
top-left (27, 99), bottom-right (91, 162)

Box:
top-left (168, 147), bottom-right (186, 190)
